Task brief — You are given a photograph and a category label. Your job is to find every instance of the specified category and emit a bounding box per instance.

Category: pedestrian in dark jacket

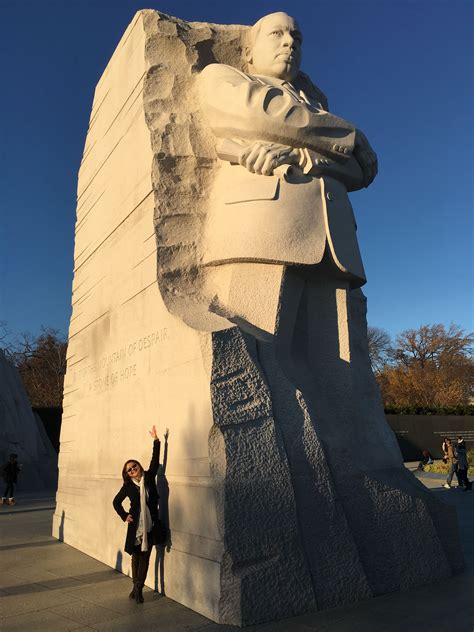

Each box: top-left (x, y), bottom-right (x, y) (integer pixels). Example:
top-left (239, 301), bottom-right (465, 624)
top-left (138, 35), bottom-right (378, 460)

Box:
top-left (1, 454), bottom-right (21, 505)
top-left (113, 426), bottom-right (163, 603)
top-left (455, 437), bottom-right (472, 492)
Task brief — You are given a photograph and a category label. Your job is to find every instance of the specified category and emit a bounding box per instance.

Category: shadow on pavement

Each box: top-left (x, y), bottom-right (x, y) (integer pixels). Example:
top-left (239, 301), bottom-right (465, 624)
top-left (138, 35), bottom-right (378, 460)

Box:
top-left (1, 569), bottom-right (122, 596)
top-left (0, 540), bottom-right (61, 552)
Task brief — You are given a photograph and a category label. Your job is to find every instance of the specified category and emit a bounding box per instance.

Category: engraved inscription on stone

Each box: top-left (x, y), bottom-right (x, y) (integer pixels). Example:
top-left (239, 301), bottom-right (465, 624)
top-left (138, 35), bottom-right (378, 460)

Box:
top-left (72, 328), bottom-right (169, 392)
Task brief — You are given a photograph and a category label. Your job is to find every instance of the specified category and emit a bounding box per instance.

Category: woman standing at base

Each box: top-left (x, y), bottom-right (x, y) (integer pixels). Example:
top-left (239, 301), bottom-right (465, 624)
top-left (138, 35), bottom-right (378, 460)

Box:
top-left (113, 425), bottom-right (162, 603)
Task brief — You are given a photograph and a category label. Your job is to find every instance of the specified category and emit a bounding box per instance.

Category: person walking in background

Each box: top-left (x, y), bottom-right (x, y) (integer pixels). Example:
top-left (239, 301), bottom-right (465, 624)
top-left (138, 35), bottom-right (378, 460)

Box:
top-left (455, 436), bottom-right (472, 492)
top-left (443, 438), bottom-right (458, 489)
top-left (1, 453), bottom-right (21, 505)
top-left (113, 426), bottom-right (165, 603)
top-left (441, 437), bottom-right (449, 463)
top-left (440, 436), bottom-right (463, 485)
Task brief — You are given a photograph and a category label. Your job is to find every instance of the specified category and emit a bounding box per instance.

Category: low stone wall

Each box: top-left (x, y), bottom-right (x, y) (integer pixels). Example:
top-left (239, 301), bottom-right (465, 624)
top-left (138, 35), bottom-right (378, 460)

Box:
top-left (386, 415), bottom-right (474, 461)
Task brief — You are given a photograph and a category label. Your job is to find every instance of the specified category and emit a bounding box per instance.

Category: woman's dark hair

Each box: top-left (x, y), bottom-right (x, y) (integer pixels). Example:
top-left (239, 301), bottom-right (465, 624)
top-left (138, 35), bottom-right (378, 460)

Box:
top-left (121, 459), bottom-right (144, 483)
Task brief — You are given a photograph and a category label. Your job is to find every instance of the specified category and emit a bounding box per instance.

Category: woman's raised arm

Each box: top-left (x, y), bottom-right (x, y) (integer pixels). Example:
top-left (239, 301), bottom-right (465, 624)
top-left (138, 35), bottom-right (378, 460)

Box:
top-left (148, 425), bottom-right (161, 476)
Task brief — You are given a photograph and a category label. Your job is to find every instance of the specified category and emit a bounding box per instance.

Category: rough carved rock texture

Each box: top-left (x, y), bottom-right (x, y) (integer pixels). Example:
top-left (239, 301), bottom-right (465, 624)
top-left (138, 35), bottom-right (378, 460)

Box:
top-left (142, 10), bottom-right (246, 331)
top-left (207, 297), bottom-right (463, 624)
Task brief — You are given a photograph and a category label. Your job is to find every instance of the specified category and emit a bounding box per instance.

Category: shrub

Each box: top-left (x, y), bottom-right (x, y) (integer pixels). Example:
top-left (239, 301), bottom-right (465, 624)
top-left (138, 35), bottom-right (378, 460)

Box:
top-left (423, 449), bottom-right (474, 476)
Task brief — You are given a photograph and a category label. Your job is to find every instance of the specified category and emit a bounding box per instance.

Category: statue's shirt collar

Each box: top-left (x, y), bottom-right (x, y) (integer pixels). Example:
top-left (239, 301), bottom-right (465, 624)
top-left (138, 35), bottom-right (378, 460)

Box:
top-left (253, 73), bottom-right (294, 90)
top-left (253, 73), bottom-right (322, 110)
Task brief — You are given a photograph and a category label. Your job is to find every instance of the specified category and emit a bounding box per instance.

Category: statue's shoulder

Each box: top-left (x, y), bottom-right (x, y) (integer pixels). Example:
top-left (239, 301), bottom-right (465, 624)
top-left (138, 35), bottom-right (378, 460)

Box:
top-left (199, 63), bottom-right (251, 85)
top-left (295, 71), bottom-right (329, 111)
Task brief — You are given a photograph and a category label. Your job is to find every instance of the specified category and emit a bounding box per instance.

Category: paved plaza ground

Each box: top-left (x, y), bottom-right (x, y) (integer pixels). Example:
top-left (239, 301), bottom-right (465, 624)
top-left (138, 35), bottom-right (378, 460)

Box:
top-left (0, 469), bottom-right (473, 632)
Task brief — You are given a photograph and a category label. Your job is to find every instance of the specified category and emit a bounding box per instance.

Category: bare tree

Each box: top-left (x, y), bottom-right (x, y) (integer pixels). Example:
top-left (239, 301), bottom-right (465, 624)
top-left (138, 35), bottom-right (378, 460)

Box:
top-left (0, 321), bottom-right (13, 355)
top-left (367, 326), bottom-right (392, 374)
top-left (8, 328), bottom-right (68, 408)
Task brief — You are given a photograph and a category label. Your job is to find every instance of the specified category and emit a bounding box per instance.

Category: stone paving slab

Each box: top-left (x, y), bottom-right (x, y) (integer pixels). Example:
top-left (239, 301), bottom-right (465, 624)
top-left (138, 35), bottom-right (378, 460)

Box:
top-left (0, 491), bottom-right (56, 515)
top-left (0, 477), bottom-right (473, 632)
top-left (50, 601), bottom-right (125, 627)
top-left (89, 599), bottom-right (211, 631)
top-left (0, 585), bottom-right (80, 620)
top-left (417, 471), bottom-right (448, 479)
top-left (0, 503), bottom-right (56, 515)
top-left (1, 609), bottom-right (88, 631)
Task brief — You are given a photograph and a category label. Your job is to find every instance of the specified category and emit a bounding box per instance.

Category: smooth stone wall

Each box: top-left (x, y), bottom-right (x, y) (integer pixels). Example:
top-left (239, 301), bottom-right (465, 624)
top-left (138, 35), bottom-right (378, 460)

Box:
top-left (53, 11), bottom-right (225, 621)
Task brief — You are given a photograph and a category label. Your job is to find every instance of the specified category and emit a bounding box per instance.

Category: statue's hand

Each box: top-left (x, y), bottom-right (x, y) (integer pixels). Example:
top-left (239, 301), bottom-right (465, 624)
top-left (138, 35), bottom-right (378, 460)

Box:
top-left (354, 130), bottom-right (378, 187)
top-left (238, 141), bottom-right (301, 176)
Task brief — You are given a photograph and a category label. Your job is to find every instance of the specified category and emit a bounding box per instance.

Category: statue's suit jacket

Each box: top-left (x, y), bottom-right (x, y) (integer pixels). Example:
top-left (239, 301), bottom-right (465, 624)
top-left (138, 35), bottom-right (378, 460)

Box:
top-left (198, 63), bottom-right (367, 288)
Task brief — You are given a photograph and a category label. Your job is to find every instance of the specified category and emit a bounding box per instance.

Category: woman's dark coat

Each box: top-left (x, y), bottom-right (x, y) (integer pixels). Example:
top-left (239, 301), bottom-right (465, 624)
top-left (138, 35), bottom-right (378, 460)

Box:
top-left (113, 439), bottom-right (160, 554)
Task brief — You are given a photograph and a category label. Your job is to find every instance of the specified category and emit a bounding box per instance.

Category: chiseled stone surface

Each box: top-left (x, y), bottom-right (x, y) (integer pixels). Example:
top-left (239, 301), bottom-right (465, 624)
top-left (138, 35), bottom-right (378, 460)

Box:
top-left (54, 10), bottom-right (223, 622)
top-left (142, 10), bottom-right (245, 333)
top-left (55, 9), bottom-right (464, 628)
top-left (0, 351), bottom-right (57, 492)
top-left (209, 328), bottom-right (371, 624)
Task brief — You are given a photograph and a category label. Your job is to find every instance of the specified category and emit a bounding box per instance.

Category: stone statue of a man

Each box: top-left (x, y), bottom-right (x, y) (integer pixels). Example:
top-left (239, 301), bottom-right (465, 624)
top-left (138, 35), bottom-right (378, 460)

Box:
top-left (198, 11), bottom-right (378, 340)
top-left (57, 10), bottom-right (463, 626)
top-left (198, 11), bottom-right (396, 465)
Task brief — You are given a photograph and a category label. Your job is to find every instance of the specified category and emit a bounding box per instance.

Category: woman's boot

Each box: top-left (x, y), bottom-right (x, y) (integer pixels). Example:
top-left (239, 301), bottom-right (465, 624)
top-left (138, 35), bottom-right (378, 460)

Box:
top-left (134, 550), bottom-right (150, 603)
top-left (134, 582), bottom-right (144, 604)
top-left (129, 554), bottom-right (139, 599)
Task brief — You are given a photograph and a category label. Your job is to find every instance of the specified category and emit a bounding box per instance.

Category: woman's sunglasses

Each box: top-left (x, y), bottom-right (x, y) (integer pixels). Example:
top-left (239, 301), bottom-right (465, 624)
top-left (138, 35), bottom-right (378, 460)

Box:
top-left (126, 464), bottom-right (138, 474)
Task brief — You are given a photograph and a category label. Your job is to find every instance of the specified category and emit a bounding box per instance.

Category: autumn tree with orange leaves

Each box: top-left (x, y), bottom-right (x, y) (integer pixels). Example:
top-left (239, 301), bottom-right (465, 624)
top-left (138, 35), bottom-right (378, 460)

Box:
top-left (376, 324), bottom-right (473, 407)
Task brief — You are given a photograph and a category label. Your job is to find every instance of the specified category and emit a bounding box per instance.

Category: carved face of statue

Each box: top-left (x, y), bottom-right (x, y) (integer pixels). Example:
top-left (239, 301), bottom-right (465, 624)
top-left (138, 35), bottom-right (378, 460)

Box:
top-left (245, 12), bottom-right (302, 82)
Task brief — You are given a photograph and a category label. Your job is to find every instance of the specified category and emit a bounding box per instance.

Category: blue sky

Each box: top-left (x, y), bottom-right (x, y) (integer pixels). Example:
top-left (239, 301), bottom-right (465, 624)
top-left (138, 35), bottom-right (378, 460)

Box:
top-left (1, 0), bottom-right (473, 342)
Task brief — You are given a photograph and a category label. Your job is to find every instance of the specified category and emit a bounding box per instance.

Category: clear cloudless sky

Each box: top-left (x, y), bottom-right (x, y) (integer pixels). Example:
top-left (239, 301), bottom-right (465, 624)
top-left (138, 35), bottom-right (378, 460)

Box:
top-left (1, 0), bottom-right (473, 342)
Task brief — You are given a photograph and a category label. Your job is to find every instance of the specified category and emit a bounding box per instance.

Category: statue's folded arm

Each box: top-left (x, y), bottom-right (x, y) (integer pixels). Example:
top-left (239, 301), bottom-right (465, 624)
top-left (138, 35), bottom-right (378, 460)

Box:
top-left (198, 63), bottom-right (356, 163)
